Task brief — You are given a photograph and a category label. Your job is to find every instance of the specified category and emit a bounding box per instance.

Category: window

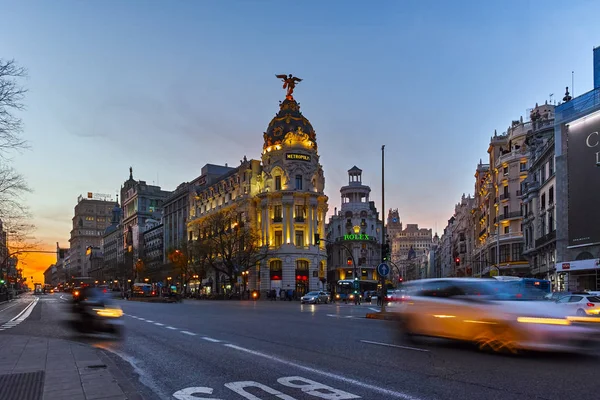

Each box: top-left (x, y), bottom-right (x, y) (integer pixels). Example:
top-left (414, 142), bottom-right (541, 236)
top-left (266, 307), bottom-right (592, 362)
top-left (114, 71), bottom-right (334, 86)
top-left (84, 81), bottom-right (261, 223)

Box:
top-left (503, 205), bottom-right (509, 217)
top-left (503, 166), bottom-right (508, 176)
top-left (548, 210), bottom-right (554, 232)
top-left (275, 176), bottom-right (281, 191)
top-left (512, 243), bottom-right (524, 261)
top-left (295, 175), bottom-right (303, 190)
top-left (274, 205), bottom-right (282, 222)
top-left (503, 186), bottom-right (509, 197)
top-left (85, 216), bottom-right (95, 221)
top-left (520, 162), bottom-right (527, 172)
top-left (549, 187), bottom-right (554, 205)
top-left (541, 165), bottom-right (546, 182)
top-left (549, 157), bottom-right (554, 175)
top-left (270, 260), bottom-right (282, 280)
top-left (295, 230), bottom-right (304, 246)
top-left (500, 244), bottom-right (510, 263)
top-left (274, 231), bottom-right (283, 247)
top-left (541, 194), bottom-right (546, 210)
top-left (504, 226), bottom-right (509, 234)
top-left (295, 205), bottom-right (305, 221)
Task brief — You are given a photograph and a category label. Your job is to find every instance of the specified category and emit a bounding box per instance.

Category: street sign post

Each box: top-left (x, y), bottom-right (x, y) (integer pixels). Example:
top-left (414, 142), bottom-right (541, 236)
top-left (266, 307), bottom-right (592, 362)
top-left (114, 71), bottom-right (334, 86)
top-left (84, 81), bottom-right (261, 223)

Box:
top-left (377, 263), bottom-right (390, 277)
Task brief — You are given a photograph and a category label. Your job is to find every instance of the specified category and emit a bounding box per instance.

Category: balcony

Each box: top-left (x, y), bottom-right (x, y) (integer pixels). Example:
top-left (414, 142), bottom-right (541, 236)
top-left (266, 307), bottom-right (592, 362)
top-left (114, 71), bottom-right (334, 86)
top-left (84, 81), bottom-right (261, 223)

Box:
top-left (479, 228), bottom-right (487, 238)
top-left (272, 216), bottom-right (283, 223)
top-left (535, 230), bottom-right (556, 248)
top-left (500, 211), bottom-right (522, 220)
top-left (294, 216), bottom-right (305, 222)
top-left (500, 193), bottom-right (510, 201)
top-left (516, 190), bottom-right (522, 197)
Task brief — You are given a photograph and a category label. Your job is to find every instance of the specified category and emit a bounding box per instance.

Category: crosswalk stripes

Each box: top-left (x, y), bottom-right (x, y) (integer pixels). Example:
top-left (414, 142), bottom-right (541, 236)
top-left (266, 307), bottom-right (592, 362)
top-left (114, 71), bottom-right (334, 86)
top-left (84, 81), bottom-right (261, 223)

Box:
top-left (0, 297), bottom-right (39, 332)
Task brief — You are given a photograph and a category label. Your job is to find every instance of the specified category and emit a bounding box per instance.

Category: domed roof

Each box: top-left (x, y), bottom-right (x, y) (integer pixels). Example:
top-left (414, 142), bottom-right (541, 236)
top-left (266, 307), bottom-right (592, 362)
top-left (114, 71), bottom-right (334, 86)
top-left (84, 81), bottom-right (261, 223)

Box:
top-left (263, 99), bottom-right (317, 150)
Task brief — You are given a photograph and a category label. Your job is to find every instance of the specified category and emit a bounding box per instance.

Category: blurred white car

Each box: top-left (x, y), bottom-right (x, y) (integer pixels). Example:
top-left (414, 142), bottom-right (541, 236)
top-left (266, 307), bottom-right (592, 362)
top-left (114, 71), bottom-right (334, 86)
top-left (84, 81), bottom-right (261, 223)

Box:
top-left (555, 294), bottom-right (600, 316)
top-left (394, 278), bottom-right (600, 354)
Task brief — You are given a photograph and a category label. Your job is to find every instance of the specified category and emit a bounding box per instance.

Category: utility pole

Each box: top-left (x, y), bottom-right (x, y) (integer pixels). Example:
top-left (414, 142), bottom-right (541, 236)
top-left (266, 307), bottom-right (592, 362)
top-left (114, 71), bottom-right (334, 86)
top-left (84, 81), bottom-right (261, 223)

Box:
top-left (380, 145), bottom-right (387, 313)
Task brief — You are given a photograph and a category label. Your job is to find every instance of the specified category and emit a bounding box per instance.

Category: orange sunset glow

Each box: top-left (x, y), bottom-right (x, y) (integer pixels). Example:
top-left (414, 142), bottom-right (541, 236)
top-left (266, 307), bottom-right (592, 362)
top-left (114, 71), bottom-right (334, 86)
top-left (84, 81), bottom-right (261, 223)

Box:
top-left (15, 245), bottom-right (57, 286)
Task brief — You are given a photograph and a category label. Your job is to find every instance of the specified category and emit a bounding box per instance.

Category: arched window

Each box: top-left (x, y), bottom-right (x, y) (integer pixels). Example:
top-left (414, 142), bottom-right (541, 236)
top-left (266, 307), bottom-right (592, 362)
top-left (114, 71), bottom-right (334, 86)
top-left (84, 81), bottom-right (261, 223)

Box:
top-left (576, 252), bottom-right (594, 261)
top-left (296, 260), bottom-right (309, 270)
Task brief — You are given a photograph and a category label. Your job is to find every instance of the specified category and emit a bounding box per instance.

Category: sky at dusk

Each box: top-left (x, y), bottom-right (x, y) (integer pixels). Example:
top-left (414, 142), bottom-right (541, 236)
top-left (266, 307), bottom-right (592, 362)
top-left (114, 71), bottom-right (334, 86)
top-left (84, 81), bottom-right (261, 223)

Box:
top-left (2, 0), bottom-right (600, 284)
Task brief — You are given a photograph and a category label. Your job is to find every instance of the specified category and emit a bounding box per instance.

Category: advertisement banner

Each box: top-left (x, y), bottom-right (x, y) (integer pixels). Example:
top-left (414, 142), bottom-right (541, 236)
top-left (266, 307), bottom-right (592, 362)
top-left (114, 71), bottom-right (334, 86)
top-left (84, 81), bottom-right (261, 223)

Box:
top-left (567, 113), bottom-right (600, 246)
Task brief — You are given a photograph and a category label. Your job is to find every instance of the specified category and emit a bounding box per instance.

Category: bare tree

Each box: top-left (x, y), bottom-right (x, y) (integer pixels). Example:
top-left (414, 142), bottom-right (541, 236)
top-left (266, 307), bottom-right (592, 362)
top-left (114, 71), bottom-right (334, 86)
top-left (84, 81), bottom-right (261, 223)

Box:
top-left (0, 59), bottom-right (28, 156)
top-left (196, 208), bottom-right (269, 291)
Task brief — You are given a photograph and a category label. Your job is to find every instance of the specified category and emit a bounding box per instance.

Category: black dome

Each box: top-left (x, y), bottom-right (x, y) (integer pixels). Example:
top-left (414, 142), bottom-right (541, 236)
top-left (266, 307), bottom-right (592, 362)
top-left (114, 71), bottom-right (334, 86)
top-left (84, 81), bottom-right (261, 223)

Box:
top-left (263, 99), bottom-right (316, 150)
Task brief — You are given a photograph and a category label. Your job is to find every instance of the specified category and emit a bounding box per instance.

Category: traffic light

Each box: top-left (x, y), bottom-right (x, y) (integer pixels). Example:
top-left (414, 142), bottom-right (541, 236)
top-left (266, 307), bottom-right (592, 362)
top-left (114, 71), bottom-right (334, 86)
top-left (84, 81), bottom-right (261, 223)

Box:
top-left (382, 243), bottom-right (390, 262)
top-left (347, 257), bottom-right (352, 266)
top-left (314, 233), bottom-right (320, 245)
top-left (455, 257), bottom-right (460, 266)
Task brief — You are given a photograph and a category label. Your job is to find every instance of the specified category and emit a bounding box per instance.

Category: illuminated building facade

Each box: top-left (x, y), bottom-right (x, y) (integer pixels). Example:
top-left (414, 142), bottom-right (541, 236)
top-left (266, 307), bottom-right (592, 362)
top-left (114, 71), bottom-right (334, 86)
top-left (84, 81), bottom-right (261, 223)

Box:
top-left (188, 93), bottom-right (328, 296)
top-left (325, 166), bottom-right (383, 287)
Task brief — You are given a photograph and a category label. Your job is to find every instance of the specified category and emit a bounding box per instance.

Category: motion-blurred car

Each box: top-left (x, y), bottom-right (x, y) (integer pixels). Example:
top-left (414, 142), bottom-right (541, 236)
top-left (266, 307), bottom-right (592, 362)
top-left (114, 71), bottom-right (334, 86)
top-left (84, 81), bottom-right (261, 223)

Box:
top-left (394, 278), bottom-right (600, 354)
top-left (555, 294), bottom-right (600, 316)
top-left (300, 291), bottom-right (329, 304)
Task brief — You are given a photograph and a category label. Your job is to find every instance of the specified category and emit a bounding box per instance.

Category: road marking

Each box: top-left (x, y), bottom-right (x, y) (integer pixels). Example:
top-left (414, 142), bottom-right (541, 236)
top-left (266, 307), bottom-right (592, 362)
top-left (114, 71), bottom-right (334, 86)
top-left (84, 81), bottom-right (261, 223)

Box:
top-left (166, 326), bottom-right (177, 330)
top-left (10, 298), bottom-right (38, 322)
top-left (369, 307), bottom-right (380, 312)
top-left (145, 320), bottom-right (155, 323)
top-left (223, 344), bottom-right (424, 400)
top-left (360, 340), bottom-right (429, 352)
top-left (154, 322), bottom-right (164, 326)
top-left (181, 331), bottom-right (196, 336)
top-left (0, 302), bottom-right (21, 313)
top-left (201, 337), bottom-right (220, 343)
top-left (138, 318), bottom-right (146, 321)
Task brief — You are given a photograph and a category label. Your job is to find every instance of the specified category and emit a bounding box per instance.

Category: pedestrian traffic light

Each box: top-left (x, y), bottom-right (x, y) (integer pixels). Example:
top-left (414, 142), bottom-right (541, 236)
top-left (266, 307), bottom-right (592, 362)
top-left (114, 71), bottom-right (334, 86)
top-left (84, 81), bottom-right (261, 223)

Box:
top-left (314, 233), bottom-right (320, 245)
top-left (347, 257), bottom-right (352, 266)
top-left (455, 257), bottom-right (460, 266)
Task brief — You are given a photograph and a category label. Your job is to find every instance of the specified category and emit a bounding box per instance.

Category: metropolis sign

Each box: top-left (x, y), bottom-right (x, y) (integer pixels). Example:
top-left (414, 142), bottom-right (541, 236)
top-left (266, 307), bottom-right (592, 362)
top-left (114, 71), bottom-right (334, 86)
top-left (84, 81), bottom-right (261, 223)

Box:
top-left (567, 112), bottom-right (600, 247)
top-left (286, 153), bottom-right (311, 162)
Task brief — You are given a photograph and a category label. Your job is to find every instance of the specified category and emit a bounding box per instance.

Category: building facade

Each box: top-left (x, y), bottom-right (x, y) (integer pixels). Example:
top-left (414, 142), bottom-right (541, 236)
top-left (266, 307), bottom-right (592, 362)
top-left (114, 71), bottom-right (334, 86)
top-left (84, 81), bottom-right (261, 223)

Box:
top-left (102, 201), bottom-right (124, 288)
top-left (325, 166), bottom-right (383, 287)
top-left (554, 47), bottom-right (600, 291)
top-left (388, 216), bottom-right (432, 281)
top-left (68, 194), bottom-right (114, 278)
top-left (142, 219), bottom-right (163, 281)
top-left (522, 103), bottom-right (556, 285)
top-left (188, 91), bottom-right (328, 296)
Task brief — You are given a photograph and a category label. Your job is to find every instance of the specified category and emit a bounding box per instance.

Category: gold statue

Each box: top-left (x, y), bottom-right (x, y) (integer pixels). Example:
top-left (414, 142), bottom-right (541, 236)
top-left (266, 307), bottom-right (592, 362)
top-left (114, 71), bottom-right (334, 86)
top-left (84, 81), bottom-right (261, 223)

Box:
top-left (276, 74), bottom-right (302, 100)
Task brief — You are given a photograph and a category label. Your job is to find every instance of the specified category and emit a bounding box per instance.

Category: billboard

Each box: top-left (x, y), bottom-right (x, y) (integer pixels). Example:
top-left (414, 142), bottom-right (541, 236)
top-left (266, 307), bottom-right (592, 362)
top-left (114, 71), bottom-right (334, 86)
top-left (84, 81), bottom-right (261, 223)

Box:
top-left (567, 112), bottom-right (600, 246)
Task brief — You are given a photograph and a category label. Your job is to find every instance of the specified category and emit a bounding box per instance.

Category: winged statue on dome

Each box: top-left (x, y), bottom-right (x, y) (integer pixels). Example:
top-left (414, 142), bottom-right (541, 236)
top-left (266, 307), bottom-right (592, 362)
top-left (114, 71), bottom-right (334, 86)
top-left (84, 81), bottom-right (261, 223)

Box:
top-left (276, 74), bottom-right (302, 100)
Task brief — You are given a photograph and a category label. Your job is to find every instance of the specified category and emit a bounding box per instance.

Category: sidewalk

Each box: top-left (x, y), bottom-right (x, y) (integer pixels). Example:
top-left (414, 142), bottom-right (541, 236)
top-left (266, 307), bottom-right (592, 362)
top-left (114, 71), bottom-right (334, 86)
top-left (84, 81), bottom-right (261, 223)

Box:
top-left (0, 334), bottom-right (138, 400)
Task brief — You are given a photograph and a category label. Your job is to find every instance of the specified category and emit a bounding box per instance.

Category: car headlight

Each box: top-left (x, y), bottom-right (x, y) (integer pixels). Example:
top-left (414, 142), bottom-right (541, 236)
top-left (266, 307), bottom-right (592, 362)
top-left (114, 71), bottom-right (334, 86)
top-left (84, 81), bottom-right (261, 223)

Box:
top-left (94, 308), bottom-right (123, 318)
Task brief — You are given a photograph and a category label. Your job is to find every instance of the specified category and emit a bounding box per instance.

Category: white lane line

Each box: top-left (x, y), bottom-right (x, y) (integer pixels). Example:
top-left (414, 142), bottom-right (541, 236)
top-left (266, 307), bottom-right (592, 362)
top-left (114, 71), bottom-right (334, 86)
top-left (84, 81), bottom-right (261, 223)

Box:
top-left (0, 302), bottom-right (21, 313)
top-left (181, 331), bottom-right (196, 336)
top-left (369, 307), bottom-right (380, 312)
top-left (10, 298), bottom-right (38, 322)
top-left (166, 326), bottom-right (177, 330)
top-left (145, 320), bottom-right (155, 323)
top-left (201, 337), bottom-right (220, 343)
top-left (154, 322), bottom-right (164, 326)
top-left (138, 318), bottom-right (146, 321)
top-left (360, 340), bottom-right (429, 353)
top-left (223, 344), bottom-right (423, 400)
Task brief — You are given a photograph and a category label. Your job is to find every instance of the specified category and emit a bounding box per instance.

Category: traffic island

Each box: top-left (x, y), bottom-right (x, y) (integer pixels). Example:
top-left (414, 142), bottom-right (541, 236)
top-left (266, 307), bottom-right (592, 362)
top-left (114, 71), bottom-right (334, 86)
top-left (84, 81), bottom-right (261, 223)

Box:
top-left (365, 312), bottom-right (402, 321)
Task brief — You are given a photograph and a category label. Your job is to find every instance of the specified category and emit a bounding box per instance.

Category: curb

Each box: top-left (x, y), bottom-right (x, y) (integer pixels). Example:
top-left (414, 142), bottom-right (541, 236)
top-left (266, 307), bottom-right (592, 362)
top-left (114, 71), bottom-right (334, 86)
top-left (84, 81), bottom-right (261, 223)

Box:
top-left (365, 312), bottom-right (402, 321)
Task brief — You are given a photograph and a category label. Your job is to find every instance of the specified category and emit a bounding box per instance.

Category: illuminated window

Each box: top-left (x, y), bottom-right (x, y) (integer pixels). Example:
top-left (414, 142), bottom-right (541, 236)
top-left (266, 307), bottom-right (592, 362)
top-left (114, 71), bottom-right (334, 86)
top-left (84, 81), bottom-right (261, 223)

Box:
top-left (274, 231), bottom-right (283, 247)
top-left (295, 230), bottom-right (304, 246)
top-left (275, 176), bottom-right (281, 190)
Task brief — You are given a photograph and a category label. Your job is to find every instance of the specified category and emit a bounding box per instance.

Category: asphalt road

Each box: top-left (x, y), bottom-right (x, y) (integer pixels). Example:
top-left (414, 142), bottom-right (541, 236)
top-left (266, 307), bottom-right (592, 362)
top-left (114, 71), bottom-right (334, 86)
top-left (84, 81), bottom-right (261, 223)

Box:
top-left (5, 294), bottom-right (600, 400)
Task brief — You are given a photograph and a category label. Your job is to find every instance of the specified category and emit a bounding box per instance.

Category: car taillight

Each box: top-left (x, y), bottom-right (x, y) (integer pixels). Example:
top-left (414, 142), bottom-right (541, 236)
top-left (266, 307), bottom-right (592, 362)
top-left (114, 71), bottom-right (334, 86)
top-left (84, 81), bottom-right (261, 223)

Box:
top-left (587, 302), bottom-right (595, 307)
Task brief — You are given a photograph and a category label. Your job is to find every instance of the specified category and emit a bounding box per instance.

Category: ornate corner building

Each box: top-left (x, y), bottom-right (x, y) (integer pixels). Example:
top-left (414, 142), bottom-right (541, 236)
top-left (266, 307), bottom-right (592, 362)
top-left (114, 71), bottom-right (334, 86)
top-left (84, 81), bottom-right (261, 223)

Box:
top-left (325, 166), bottom-right (383, 286)
top-left (187, 87), bottom-right (328, 296)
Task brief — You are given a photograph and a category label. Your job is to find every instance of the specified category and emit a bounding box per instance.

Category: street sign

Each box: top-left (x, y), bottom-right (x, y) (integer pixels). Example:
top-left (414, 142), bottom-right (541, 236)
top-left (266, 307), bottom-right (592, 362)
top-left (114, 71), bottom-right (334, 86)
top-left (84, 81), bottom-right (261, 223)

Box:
top-left (377, 263), bottom-right (390, 277)
top-left (157, 282), bottom-right (163, 287)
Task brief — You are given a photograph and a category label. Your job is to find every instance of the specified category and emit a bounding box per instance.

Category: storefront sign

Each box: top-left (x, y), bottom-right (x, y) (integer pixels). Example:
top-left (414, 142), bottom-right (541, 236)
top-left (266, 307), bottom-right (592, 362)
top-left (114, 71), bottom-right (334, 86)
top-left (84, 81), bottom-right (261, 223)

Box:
top-left (556, 259), bottom-right (600, 272)
top-left (342, 233), bottom-right (370, 241)
top-left (286, 153), bottom-right (311, 162)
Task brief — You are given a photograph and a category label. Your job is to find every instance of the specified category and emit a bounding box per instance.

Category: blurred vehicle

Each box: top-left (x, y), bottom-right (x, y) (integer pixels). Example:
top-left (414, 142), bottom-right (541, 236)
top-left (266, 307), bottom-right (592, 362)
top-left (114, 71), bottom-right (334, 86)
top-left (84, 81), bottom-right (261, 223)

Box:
top-left (394, 278), bottom-right (600, 354)
top-left (72, 287), bottom-right (82, 301)
top-left (555, 294), bottom-right (600, 316)
top-left (335, 279), bottom-right (378, 303)
top-left (300, 291), bottom-right (329, 304)
top-left (71, 287), bottom-right (124, 337)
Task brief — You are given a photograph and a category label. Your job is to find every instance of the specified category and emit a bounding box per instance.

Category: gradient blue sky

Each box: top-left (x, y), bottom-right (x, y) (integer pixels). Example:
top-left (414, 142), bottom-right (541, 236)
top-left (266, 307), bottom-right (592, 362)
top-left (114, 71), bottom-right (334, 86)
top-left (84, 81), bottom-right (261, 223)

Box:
top-left (2, 0), bottom-right (599, 259)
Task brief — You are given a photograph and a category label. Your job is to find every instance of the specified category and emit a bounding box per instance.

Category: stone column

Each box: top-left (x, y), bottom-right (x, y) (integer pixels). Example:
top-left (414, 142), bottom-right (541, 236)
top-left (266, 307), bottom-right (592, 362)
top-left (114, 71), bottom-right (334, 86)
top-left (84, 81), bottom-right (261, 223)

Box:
top-left (308, 205), bottom-right (313, 246)
top-left (283, 203), bottom-right (289, 244)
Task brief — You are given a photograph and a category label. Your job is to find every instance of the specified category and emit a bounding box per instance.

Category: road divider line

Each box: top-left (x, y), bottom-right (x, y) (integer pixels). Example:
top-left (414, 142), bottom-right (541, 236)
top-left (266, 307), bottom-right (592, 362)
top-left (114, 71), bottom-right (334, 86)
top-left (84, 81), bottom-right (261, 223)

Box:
top-left (181, 331), bottom-right (196, 336)
top-left (145, 320), bottom-right (155, 323)
top-left (0, 302), bottom-right (21, 313)
top-left (154, 322), bottom-right (164, 326)
top-left (360, 340), bottom-right (429, 352)
top-left (138, 318), bottom-right (146, 321)
top-left (201, 337), bottom-right (220, 343)
top-left (223, 344), bottom-right (424, 400)
top-left (369, 307), bottom-right (380, 312)
top-left (10, 298), bottom-right (38, 322)
top-left (166, 326), bottom-right (177, 330)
